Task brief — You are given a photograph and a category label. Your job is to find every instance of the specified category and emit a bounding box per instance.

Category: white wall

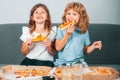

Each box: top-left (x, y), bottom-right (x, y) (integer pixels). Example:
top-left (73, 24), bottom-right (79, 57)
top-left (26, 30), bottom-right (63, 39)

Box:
top-left (0, 0), bottom-right (120, 24)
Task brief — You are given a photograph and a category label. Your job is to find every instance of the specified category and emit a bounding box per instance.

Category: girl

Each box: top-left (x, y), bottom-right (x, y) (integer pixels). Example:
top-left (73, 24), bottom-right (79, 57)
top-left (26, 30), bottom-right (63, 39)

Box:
top-left (54, 2), bottom-right (102, 66)
top-left (20, 3), bottom-right (57, 67)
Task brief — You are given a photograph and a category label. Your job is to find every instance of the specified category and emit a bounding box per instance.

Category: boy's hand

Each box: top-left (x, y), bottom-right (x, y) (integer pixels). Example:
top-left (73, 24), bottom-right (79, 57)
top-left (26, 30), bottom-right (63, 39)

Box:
top-left (66, 25), bottom-right (75, 35)
top-left (92, 41), bottom-right (102, 50)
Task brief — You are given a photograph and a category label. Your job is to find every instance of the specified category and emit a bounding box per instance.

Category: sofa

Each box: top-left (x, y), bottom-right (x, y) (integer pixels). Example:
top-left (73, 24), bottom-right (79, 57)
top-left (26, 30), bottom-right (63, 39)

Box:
top-left (0, 23), bottom-right (120, 71)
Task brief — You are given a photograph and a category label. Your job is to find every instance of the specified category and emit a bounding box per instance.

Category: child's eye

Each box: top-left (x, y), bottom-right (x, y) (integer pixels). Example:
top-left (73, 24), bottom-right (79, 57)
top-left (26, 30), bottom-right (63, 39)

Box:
top-left (41, 11), bottom-right (45, 13)
top-left (67, 12), bottom-right (71, 15)
top-left (34, 11), bottom-right (39, 14)
top-left (73, 13), bottom-right (77, 16)
top-left (34, 11), bottom-right (38, 14)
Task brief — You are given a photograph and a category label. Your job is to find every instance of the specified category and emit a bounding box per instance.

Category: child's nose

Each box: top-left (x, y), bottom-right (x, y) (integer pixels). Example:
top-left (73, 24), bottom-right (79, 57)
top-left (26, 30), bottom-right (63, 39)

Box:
top-left (69, 17), bottom-right (74, 21)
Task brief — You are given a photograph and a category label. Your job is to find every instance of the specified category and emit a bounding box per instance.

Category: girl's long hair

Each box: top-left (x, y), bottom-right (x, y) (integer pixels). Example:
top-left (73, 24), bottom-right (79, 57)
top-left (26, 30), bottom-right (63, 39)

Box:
top-left (28, 3), bottom-right (52, 34)
top-left (62, 2), bottom-right (89, 33)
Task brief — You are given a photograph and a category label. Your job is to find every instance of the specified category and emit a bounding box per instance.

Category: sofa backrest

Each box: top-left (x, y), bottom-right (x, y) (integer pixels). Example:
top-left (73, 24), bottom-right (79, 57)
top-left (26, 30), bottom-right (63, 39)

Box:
top-left (86, 24), bottom-right (120, 64)
top-left (0, 23), bottom-right (120, 64)
top-left (0, 24), bottom-right (25, 64)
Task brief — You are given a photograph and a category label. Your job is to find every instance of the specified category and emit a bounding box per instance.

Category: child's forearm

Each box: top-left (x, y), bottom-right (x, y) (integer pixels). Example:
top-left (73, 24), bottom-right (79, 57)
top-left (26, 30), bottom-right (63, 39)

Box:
top-left (85, 41), bottom-right (102, 54)
top-left (84, 45), bottom-right (95, 54)
top-left (47, 45), bottom-right (57, 55)
top-left (55, 33), bottom-right (71, 51)
top-left (21, 42), bottom-right (30, 55)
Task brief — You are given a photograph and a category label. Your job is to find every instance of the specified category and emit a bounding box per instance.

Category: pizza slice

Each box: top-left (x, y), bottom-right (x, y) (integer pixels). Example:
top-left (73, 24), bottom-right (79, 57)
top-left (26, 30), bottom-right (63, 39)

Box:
top-left (14, 69), bottom-right (30, 78)
top-left (59, 20), bottom-right (75, 29)
top-left (31, 69), bottom-right (48, 76)
top-left (32, 34), bottom-right (47, 42)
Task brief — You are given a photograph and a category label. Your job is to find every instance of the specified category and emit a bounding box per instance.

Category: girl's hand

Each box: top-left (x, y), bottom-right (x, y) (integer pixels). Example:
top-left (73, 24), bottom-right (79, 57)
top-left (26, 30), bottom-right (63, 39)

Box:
top-left (43, 38), bottom-right (51, 47)
top-left (92, 41), bottom-right (102, 50)
top-left (26, 39), bottom-right (33, 50)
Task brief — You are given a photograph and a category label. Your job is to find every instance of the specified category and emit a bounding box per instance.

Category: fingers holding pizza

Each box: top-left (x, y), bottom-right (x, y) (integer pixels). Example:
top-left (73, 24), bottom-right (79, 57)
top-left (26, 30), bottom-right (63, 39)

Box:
top-left (32, 34), bottom-right (51, 47)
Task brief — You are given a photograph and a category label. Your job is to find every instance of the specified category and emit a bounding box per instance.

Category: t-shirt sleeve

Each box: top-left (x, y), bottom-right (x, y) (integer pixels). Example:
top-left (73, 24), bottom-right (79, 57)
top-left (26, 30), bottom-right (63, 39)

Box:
top-left (84, 30), bottom-right (91, 46)
top-left (19, 26), bottom-right (30, 42)
top-left (48, 26), bottom-right (57, 41)
top-left (56, 27), bottom-right (63, 40)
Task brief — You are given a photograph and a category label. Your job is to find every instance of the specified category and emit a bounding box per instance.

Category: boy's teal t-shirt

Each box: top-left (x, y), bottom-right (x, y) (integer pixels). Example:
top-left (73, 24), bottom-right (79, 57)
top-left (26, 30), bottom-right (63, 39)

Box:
top-left (54, 27), bottom-right (91, 66)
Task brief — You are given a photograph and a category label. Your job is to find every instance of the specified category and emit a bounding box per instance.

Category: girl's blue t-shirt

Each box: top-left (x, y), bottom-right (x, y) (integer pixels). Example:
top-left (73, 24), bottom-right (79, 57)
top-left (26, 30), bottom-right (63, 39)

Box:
top-left (54, 27), bottom-right (91, 66)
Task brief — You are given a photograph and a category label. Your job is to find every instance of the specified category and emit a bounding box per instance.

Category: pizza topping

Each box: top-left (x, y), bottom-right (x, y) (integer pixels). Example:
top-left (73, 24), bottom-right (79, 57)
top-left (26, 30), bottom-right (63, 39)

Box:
top-left (31, 69), bottom-right (48, 76)
top-left (14, 69), bottom-right (49, 78)
top-left (14, 69), bottom-right (30, 78)
top-left (55, 69), bottom-right (62, 75)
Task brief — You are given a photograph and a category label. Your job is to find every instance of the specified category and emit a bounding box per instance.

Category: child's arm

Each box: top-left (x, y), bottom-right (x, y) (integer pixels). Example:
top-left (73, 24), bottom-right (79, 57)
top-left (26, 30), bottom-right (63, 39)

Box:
top-left (55, 33), bottom-right (71, 51)
top-left (21, 39), bottom-right (33, 55)
top-left (56, 25), bottom-right (75, 51)
top-left (84, 41), bottom-right (102, 54)
top-left (46, 40), bottom-right (58, 55)
top-left (44, 39), bottom-right (57, 55)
